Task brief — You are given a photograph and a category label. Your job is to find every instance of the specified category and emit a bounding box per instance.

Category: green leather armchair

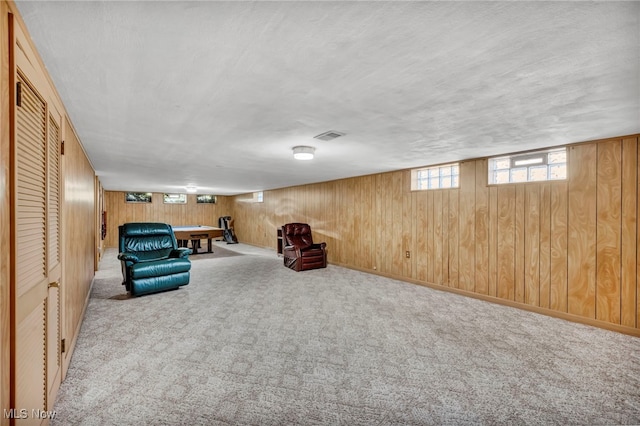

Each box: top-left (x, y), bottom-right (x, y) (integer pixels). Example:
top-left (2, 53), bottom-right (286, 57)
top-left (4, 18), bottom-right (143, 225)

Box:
top-left (118, 222), bottom-right (191, 296)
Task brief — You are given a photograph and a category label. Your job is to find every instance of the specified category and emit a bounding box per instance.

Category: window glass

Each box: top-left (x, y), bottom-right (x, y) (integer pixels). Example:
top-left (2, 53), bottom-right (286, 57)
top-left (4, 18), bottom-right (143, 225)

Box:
top-left (411, 163), bottom-right (460, 190)
top-left (510, 168), bottom-right (527, 183)
top-left (549, 164), bottom-right (567, 180)
top-left (528, 165), bottom-right (548, 181)
top-left (489, 148), bottom-right (567, 185)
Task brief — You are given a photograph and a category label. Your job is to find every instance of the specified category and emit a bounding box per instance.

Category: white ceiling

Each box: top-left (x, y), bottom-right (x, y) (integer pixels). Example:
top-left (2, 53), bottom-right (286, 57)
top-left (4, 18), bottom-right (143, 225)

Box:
top-left (15, 1), bottom-right (640, 196)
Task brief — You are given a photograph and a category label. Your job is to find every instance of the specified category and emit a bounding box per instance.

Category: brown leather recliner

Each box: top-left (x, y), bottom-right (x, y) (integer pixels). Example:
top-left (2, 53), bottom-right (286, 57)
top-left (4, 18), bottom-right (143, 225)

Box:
top-left (282, 223), bottom-right (327, 271)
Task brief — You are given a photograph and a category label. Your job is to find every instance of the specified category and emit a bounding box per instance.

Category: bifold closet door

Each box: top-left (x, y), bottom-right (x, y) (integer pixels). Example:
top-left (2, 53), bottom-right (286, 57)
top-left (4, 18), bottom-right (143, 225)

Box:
top-left (46, 112), bottom-right (62, 409)
top-left (13, 70), bottom-right (61, 420)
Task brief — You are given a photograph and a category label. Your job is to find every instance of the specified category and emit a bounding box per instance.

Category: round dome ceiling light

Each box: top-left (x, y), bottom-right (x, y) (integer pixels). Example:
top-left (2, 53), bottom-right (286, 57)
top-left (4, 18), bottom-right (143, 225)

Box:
top-left (293, 146), bottom-right (315, 160)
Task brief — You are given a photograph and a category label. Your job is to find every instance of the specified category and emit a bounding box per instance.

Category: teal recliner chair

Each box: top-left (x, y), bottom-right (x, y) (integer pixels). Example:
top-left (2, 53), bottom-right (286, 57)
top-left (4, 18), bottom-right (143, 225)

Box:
top-left (118, 222), bottom-right (191, 296)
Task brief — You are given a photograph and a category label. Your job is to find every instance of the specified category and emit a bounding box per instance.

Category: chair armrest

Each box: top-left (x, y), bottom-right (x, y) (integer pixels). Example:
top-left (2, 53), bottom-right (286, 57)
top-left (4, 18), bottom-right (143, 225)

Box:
top-left (310, 242), bottom-right (326, 250)
top-left (117, 252), bottom-right (139, 263)
top-left (283, 245), bottom-right (302, 258)
top-left (170, 248), bottom-right (192, 258)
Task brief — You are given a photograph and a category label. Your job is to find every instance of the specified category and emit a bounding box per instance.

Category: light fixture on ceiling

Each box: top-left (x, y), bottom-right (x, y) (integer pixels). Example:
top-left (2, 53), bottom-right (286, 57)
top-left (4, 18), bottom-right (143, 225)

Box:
top-left (292, 146), bottom-right (315, 160)
top-left (186, 185), bottom-right (197, 193)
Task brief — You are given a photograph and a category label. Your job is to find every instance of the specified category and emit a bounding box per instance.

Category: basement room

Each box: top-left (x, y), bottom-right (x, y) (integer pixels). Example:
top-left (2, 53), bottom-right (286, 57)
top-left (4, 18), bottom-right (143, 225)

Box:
top-left (1, 1), bottom-right (639, 424)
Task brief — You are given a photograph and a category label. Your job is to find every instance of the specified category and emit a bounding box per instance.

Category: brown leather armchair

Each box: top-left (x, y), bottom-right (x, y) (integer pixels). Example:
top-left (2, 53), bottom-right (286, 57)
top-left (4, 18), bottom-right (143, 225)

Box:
top-left (282, 223), bottom-right (327, 271)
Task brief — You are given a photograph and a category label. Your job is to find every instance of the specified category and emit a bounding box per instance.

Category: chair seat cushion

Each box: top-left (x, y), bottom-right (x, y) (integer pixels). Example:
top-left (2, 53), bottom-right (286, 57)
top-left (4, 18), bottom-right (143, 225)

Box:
top-left (131, 258), bottom-right (191, 279)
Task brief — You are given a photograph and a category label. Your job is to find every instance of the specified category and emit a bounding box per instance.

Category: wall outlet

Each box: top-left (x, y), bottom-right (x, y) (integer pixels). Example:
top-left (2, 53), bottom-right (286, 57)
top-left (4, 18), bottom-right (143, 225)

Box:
top-left (405, 251), bottom-right (410, 258)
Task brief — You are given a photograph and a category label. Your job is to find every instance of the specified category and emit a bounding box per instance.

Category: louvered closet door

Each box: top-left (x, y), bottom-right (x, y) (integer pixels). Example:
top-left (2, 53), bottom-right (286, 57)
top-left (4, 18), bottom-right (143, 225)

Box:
top-left (14, 72), bottom-right (48, 419)
top-left (46, 112), bottom-right (62, 410)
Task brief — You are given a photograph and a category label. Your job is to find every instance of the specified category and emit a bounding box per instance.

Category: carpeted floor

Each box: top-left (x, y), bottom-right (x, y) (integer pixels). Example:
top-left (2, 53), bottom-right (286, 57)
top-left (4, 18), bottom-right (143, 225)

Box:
top-left (52, 242), bottom-right (640, 425)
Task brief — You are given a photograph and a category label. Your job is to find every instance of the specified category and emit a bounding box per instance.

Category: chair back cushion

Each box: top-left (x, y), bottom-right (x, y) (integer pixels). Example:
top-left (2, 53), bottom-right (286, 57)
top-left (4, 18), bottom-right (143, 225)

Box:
top-left (283, 223), bottom-right (314, 249)
top-left (119, 222), bottom-right (177, 262)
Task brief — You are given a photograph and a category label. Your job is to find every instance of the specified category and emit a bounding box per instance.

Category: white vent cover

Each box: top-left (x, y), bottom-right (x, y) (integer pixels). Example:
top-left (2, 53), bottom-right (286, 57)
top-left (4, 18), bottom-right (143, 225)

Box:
top-left (314, 131), bottom-right (345, 141)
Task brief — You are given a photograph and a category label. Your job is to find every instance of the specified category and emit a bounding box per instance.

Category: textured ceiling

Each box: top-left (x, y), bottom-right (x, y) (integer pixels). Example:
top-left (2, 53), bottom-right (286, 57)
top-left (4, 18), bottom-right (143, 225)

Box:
top-left (15, 1), bottom-right (640, 195)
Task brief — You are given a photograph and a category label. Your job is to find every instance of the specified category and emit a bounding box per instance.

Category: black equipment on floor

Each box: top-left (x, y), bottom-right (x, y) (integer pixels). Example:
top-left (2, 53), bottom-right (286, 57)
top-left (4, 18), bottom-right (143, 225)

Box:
top-left (218, 215), bottom-right (238, 244)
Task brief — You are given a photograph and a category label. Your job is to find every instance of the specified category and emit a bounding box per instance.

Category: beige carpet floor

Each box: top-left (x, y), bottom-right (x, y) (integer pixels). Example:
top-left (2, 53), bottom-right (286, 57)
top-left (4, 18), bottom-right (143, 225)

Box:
top-left (51, 242), bottom-right (640, 425)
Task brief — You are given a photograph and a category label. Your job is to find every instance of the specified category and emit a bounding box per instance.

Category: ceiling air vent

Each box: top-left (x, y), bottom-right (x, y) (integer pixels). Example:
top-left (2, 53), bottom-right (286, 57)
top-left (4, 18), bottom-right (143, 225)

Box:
top-left (314, 130), bottom-right (345, 141)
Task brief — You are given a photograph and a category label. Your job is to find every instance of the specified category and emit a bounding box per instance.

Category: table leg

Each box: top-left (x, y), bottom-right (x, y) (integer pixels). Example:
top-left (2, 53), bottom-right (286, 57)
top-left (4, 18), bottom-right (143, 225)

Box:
top-left (207, 238), bottom-right (213, 253)
top-left (190, 239), bottom-right (199, 254)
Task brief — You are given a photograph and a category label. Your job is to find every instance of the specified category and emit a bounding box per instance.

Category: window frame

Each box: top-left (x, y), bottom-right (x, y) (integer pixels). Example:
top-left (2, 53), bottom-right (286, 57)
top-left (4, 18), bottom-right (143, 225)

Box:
top-left (411, 163), bottom-right (460, 191)
top-left (196, 194), bottom-right (217, 204)
top-left (488, 147), bottom-right (567, 186)
top-left (163, 193), bottom-right (187, 204)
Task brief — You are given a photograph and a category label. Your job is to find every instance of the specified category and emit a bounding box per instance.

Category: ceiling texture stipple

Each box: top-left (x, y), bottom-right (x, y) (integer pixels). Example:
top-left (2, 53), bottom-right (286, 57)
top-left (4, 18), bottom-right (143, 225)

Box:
top-left (15, 1), bottom-right (640, 195)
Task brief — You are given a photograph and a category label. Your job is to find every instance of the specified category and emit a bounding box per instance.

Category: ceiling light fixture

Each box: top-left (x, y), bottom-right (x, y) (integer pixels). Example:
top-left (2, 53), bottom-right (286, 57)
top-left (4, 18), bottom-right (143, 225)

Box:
top-left (186, 185), bottom-right (197, 193)
top-left (293, 146), bottom-right (315, 160)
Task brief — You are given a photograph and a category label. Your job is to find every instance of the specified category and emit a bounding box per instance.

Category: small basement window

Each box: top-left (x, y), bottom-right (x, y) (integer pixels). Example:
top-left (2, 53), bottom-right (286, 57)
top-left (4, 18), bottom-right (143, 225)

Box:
top-left (411, 163), bottom-right (460, 190)
top-left (488, 148), bottom-right (567, 185)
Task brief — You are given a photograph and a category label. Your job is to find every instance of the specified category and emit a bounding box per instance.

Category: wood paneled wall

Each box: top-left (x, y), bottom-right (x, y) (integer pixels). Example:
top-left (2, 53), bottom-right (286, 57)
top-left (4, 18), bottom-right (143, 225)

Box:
top-left (233, 135), bottom-right (640, 336)
top-left (62, 118), bottom-right (96, 373)
top-left (0, 2), bottom-right (10, 422)
top-left (103, 192), bottom-right (233, 248)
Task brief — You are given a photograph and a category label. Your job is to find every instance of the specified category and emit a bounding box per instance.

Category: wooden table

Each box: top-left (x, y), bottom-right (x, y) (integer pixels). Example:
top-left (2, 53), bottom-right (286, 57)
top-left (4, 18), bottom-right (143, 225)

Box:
top-left (172, 225), bottom-right (224, 254)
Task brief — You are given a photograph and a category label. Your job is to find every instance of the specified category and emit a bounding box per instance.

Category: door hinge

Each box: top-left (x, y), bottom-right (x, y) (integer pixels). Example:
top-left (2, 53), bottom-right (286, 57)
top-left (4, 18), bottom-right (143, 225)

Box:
top-left (16, 82), bottom-right (22, 107)
top-left (61, 141), bottom-right (64, 155)
top-left (61, 339), bottom-right (66, 353)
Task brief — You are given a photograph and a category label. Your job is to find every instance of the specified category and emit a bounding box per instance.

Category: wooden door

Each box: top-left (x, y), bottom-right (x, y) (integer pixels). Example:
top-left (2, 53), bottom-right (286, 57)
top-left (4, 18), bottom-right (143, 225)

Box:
top-left (13, 71), bottom-right (60, 423)
top-left (14, 71), bottom-right (48, 422)
top-left (45, 109), bottom-right (62, 411)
